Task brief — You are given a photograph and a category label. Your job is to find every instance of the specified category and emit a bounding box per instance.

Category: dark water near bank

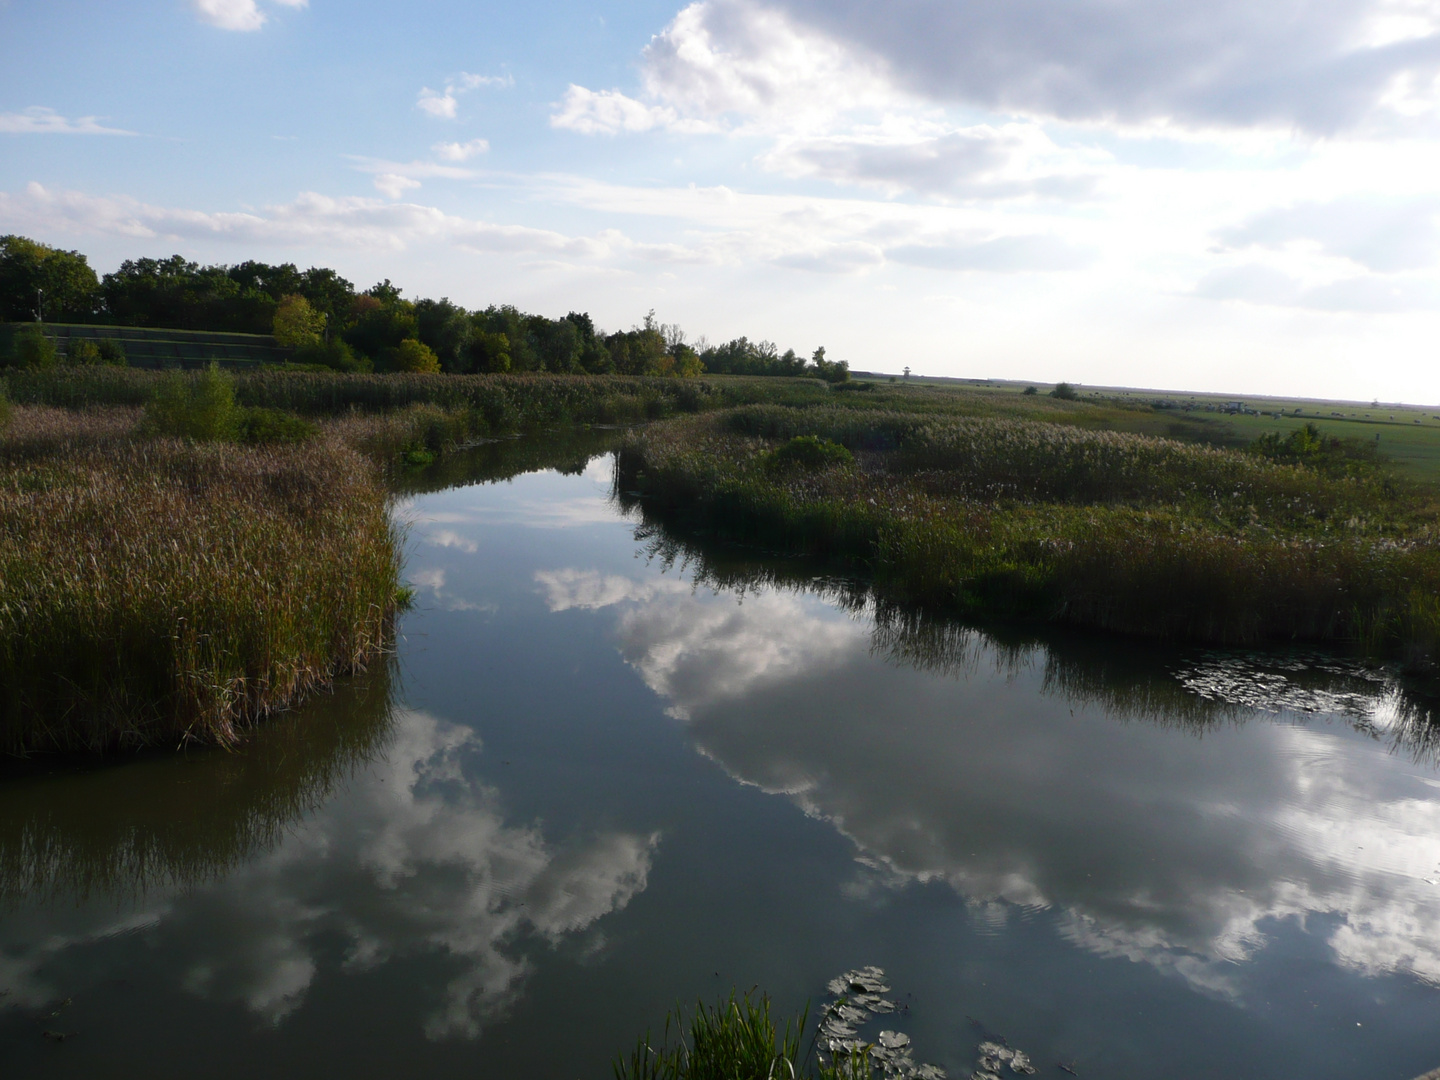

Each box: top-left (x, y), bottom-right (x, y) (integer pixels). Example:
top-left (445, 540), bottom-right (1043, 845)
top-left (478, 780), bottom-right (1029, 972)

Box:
top-left (6, 438), bottom-right (1440, 1079)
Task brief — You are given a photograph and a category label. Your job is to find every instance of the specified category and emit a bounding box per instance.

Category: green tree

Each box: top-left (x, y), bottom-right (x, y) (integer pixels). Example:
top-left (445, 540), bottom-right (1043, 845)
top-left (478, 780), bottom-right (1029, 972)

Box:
top-left (1050, 381), bottom-right (1079, 400)
top-left (272, 294), bottom-right (326, 348)
top-left (392, 338), bottom-right (440, 373)
top-left (468, 330), bottom-right (512, 373)
top-left (0, 236), bottom-right (101, 323)
top-left (415, 297), bottom-right (474, 372)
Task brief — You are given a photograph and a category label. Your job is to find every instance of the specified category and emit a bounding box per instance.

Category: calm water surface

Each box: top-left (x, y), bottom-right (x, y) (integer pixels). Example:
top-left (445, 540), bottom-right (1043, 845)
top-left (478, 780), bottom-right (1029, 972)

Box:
top-left (5, 439), bottom-right (1440, 1078)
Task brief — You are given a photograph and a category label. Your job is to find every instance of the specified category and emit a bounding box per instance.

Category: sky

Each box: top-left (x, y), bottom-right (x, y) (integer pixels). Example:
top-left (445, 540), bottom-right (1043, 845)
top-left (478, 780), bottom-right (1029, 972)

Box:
top-left (4, 0), bottom-right (1440, 401)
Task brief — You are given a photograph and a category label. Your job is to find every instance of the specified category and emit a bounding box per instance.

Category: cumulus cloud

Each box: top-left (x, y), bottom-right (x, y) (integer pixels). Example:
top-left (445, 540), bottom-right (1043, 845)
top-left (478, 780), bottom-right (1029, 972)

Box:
top-left (764, 0), bottom-right (1440, 134)
top-left (0, 107), bottom-right (134, 136)
top-left (190, 0), bottom-right (305, 32)
top-left (418, 73), bottom-right (512, 120)
top-left (551, 86), bottom-right (689, 135)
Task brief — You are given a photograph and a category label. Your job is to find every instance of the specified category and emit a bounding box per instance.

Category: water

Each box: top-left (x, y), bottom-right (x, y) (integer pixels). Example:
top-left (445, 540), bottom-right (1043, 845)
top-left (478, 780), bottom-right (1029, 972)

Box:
top-left (5, 439), bottom-right (1440, 1079)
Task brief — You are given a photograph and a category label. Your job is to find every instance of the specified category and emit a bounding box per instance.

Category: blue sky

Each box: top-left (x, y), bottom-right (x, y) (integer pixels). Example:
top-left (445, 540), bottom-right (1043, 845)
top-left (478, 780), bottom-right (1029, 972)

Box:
top-left (6, 0), bottom-right (1440, 400)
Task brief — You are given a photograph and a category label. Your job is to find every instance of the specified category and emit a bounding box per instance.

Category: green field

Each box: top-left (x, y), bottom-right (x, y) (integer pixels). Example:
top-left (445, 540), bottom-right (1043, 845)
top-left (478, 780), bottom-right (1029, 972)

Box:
top-left (854, 373), bottom-right (1440, 482)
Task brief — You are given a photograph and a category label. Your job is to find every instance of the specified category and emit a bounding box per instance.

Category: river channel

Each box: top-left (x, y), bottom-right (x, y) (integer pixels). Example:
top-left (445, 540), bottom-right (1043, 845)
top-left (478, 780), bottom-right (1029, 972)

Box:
top-left (5, 436), bottom-right (1440, 1078)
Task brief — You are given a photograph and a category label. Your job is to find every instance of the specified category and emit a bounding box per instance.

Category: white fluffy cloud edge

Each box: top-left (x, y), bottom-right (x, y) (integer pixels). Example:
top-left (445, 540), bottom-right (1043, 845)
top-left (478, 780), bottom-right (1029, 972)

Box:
top-left (191, 0), bottom-right (308, 33)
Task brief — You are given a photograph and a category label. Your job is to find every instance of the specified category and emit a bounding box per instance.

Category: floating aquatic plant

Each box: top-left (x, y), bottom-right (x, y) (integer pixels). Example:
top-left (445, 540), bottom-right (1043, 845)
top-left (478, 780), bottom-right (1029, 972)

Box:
top-left (817, 967), bottom-right (945, 1080)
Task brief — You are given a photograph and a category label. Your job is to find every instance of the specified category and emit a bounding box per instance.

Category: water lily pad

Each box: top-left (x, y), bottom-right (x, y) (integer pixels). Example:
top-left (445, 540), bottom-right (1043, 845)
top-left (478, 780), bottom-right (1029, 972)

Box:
top-left (879, 1031), bottom-right (913, 1050)
top-left (1007, 1051), bottom-right (1036, 1075)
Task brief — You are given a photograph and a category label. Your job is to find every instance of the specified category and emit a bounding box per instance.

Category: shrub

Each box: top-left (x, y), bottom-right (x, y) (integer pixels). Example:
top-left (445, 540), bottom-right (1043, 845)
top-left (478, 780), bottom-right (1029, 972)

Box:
top-left (10, 325), bottom-right (57, 369)
top-left (294, 338), bottom-right (367, 372)
top-left (1023, 385), bottom-right (1038, 396)
top-left (142, 364), bottom-right (239, 441)
top-left (766, 434), bottom-right (855, 472)
top-left (238, 406), bottom-right (317, 444)
top-left (96, 338), bottom-right (127, 366)
top-left (1050, 381), bottom-right (1079, 400)
top-left (67, 339), bottom-right (102, 365)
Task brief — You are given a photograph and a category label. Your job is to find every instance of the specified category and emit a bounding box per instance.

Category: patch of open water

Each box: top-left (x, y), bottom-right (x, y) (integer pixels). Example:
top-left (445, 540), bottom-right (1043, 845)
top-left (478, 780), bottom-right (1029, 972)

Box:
top-left (4, 441), bottom-right (1440, 1078)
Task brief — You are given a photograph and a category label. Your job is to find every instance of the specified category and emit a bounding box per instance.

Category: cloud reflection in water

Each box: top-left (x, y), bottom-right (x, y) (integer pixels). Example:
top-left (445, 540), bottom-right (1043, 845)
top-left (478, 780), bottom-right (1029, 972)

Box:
top-left (0, 706), bottom-right (656, 1038)
top-left (538, 565), bottom-right (1440, 1001)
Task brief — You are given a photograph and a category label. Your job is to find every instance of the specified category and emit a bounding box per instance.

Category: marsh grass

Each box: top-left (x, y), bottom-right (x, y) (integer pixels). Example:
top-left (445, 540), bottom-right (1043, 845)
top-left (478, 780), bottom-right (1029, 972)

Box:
top-left (615, 991), bottom-right (869, 1080)
top-left (0, 438), bottom-right (400, 755)
top-left (618, 407), bottom-right (1440, 664)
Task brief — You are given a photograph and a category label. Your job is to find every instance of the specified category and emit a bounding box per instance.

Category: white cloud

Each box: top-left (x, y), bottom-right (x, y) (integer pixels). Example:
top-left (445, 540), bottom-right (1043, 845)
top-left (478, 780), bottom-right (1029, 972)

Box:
top-left (0, 182), bottom-right (609, 258)
top-left (763, 0), bottom-right (1440, 134)
top-left (551, 86), bottom-right (687, 136)
top-left (0, 107), bottom-right (133, 136)
top-left (189, 0), bottom-right (304, 32)
top-left (1219, 196), bottom-right (1440, 272)
top-left (418, 72), bottom-right (511, 120)
top-left (373, 173), bottom-right (422, 199)
top-left (348, 155), bottom-right (479, 198)
top-left (433, 138), bottom-right (490, 162)
top-left (417, 87), bottom-right (459, 120)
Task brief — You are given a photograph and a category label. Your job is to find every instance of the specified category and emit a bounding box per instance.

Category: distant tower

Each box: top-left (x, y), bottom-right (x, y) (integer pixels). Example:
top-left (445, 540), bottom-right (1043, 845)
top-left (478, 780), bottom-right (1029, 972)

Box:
top-left (903, 366), bottom-right (911, 379)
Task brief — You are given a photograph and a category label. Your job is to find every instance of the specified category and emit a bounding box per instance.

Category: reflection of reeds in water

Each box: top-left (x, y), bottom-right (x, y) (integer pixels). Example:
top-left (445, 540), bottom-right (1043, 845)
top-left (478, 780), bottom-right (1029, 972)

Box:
top-left (0, 659), bottom-right (397, 907)
top-left (390, 425), bottom-right (627, 497)
top-left (627, 503), bottom-right (1440, 766)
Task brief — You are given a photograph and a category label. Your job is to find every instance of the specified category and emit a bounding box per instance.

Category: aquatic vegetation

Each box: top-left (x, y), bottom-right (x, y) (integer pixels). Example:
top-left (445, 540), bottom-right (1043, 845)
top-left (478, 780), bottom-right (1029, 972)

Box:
top-left (615, 969), bottom-right (945, 1080)
top-left (614, 989), bottom-right (818, 1080)
top-left (617, 404), bottom-right (1440, 664)
top-left (0, 437), bottom-right (401, 754)
top-left (818, 968), bottom-right (945, 1080)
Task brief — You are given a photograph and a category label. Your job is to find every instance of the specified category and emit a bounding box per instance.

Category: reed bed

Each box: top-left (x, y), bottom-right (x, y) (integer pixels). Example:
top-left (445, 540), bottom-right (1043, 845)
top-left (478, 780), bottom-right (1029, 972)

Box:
top-left (0, 438), bottom-right (401, 755)
top-left (3, 367), bottom-right (832, 424)
top-left (0, 404), bottom-right (141, 460)
top-left (618, 410), bottom-right (1440, 664)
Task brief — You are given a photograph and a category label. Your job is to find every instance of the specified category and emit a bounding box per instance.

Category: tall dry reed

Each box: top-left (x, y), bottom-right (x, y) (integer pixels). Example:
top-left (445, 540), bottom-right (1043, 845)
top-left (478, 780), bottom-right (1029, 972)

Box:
top-left (0, 438), bottom-right (400, 754)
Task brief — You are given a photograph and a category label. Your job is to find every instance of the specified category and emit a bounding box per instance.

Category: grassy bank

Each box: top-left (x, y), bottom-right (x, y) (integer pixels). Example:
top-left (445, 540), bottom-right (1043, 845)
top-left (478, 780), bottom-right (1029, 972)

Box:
top-left (618, 402), bottom-right (1440, 665)
top-left (0, 431), bottom-right (400, 755)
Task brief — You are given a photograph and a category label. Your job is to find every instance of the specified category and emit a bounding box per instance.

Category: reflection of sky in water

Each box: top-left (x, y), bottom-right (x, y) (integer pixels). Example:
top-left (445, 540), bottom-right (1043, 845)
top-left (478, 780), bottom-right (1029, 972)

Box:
top-left (538, 566), bottom-right (1440, 1002)
top-left (0, 708), bottom-right (654, 1038)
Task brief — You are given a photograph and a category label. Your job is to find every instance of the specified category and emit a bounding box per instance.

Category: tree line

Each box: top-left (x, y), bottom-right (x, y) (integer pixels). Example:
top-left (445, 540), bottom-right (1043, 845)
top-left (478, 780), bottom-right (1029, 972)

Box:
top-left (0, 235), bottom-right (849, 380)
